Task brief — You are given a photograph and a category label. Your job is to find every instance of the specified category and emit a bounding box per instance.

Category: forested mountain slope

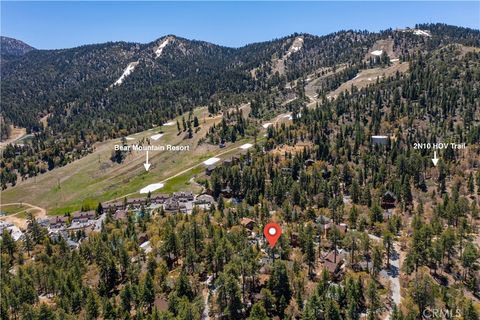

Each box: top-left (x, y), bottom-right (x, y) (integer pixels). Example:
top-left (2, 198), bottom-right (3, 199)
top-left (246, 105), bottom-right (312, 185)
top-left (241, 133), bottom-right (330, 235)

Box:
top-left (1, 23), bottom-right (479, 188)
top-left (0, 36), bottom-right (35, 60)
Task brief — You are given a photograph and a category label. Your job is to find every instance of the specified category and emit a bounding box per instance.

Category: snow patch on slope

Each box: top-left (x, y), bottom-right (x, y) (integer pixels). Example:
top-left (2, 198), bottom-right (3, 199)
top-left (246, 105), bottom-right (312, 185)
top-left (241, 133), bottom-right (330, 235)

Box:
top-left (112, 61), bottom-right (139, 86)
top-left (285, 36), bottom-right (304, 58)
top-left (400, 29), bottom-right (431, 37)
top-left (155, 37), bottom-right (173, 58)
top-left (140, 183), bottom-right (164, 194)
top-left (240, 143), bottom-right (253, 150)
top-left (203, 157), bottom-right (220, 166)
top-left (371, 50), bottom-right (383, 56)
top-left (413, 29), bottom-right (431, 37)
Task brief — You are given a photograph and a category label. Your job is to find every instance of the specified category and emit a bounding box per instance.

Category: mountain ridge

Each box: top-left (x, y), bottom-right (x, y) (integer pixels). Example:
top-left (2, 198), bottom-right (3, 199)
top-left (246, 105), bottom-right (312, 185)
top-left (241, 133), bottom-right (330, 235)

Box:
top-left (0, 23), bottom-right (479, 188)
top-left (0, 36), bottom-right (35, 57)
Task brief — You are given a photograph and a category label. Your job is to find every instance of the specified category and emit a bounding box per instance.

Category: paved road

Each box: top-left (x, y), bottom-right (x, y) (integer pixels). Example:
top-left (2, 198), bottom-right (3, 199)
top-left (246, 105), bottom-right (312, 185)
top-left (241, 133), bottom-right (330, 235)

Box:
top-left (381, 242), bottom-right (401, 319)
top-left (368, 234), bottom-right (402, 316)
top-left (201, 289), bottom-right (210, 320)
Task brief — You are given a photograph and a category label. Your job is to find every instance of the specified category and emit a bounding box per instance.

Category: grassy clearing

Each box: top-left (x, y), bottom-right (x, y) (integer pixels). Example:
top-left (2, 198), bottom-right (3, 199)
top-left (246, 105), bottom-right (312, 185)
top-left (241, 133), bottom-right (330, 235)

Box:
top-left (2, 105), bottom-right (260, 216)
top-left (0, 204), bottom-right (30, 215)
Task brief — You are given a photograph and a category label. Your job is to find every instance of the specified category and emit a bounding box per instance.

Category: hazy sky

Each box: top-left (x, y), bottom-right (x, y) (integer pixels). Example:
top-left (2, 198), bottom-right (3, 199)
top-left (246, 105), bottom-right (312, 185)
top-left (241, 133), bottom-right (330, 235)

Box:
top-left (2, 1), bottom-right (479, 49)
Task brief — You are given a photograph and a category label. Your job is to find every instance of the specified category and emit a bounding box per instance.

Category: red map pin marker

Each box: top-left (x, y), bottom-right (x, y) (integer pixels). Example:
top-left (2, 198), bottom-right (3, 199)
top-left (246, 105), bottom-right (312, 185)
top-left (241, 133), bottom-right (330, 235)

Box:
top-left (264, 222), bottom-right (282, 248)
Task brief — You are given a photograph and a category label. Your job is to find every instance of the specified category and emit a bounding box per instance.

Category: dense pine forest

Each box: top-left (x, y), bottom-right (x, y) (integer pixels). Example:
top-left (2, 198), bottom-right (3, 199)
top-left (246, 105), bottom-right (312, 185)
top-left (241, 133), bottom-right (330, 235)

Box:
top-left (1, 23), bottom-right (480, 319)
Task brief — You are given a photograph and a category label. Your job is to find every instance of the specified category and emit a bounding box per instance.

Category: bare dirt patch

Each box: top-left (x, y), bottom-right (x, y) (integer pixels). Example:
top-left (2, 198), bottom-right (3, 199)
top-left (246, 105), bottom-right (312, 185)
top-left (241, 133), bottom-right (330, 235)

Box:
top-left (327, 62), bottom-right (409, 99)
top-left (0, 125), bottom-right (27, 149)
top-left (0, 203), bottom-right (47, 229)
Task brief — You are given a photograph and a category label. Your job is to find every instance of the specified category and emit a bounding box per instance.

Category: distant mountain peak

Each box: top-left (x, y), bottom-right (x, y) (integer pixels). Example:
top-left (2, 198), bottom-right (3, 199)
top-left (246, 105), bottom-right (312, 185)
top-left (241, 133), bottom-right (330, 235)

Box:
top-left (1, 36), bottom-right (35, 57)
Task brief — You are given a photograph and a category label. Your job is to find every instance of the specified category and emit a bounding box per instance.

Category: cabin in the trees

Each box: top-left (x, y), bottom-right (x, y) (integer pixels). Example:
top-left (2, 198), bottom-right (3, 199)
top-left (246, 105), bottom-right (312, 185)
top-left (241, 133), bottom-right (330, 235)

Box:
top-left (371, 135), bottom-right (389, 146)
top-left (305, 159), bottom-right (315, 167)
top-left (381, 191), bottom-right (397, 209)
top-left (321, 250), bottom-right (345, 278)
top-left (324, 222), bottom-right (348, 237)
top-left (221, 186), bottom-right (233, 198)
top-left (239, 217), bottom-right (256, 230)
top-left (316, 215), bottom-right (331, 225)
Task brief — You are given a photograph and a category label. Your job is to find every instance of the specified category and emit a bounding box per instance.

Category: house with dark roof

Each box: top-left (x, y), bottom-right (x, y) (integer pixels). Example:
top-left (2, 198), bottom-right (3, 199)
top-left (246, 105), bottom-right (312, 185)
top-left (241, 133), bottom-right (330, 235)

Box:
top-left (127, 198), bottom-right (147, 208)
top-left (324, 223), bottom-right (348, 237)
top-left (49, 216), bottom-right (69, 229)
top-left (205, 165), bottom-right (216, 176)
top-left (381, 191), bottom-right (397, 209)
top-left (72, 211), bottom-right (96, 223)
top-left (239, 217), bottom-right (256, 230)
top-left (194, 194), bottom-right (215, 209)
top-left (173, 191), bottom-right (194, 202)
top-left (164, 199), bottom-right (187, 212)
top-left (321, 250), bottom-right (345, 277)
top-left (114, 210), bottom-right (128, 221)
top-left (103, 202), bottom-right (124, 211)
top-left (152, 194), bottom-right (170, 204)
top-left (221, 186), bottom-right (233, 198)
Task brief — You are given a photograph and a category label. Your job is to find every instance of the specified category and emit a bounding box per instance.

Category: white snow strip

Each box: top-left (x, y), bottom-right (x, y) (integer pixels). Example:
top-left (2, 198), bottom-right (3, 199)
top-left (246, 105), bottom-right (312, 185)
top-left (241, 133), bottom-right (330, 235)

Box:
top-left (262, 123), bottom-right (273, 128)
top-left (390, 58), bottom-right (399, 62)
top-left (151, 134), bottom-right (164, 141)
top-left (155, 38), bottom-right (172, 58)
top-left (240, 143), bottom-right (253, 150)
top-left (112, 61), bottom-right (139, 86)
top-left (203, 157), bottom-right (220, 166)
top-left (413, 29), bottom-right (431, 37)
top-left (371, 50), bottom-right (383, 56)
top-left (163, 121), bottom-right (176, 126)
top-left (140, 183), bottom-right (164, 194)
top-left (285, 37), bottom-right (304, 58)
top-left (125, 137), bottom-right (135, 140)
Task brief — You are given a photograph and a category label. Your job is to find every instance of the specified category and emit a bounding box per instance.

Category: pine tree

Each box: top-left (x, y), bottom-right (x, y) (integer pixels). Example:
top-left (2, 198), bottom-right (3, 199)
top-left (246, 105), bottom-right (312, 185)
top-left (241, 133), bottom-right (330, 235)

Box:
top-left (143, 273), bottom-right (155, 312)
top-left (86, 291), bottom-right (99, 320)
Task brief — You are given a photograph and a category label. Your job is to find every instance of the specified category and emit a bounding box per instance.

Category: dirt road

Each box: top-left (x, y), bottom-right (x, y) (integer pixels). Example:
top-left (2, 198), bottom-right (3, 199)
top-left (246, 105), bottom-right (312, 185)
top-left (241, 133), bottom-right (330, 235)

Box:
top-left (0, 202), bottom-right (47, 229)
